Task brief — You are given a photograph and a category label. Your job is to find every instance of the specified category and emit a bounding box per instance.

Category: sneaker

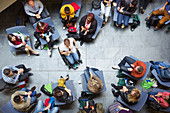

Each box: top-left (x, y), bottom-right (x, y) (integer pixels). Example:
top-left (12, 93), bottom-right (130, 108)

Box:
top-left (111, 83), bottom-right (118, 90)
top-left (35, 93), bottom-right (41, 98)
top-left (48, 49), bottom-right (52, 57)
top-left (149, 60), bottom-right (154, 64)
top-left (28, 73), bottom-right (33, 76)
top-left (63, 26), bottom-right (66, 30)
top-left (60, 76), bottom-right (63, 78)
top-left (112, 66), bottom-right (120, 70)
top-left (80, 41), bottom-right (84, 46)
top-left (30, 86), bottom-right (36, 92)
top-left (25, 68), bottom-right (31, 72)
top-left (121, 24), bottom-right (125, 29)
top-left (53, 45), bottom-right (58, 49)
top-left (65, 74), bottom-right (69, 81)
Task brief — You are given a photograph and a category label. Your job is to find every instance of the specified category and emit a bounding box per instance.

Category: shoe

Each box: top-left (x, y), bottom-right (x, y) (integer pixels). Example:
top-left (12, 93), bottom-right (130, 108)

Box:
top-left (149, 60), bottom-right (154, 64)
top-left (112, 89), bottom-right (119, 97)
top-left (112, 66), bottom-right (120, 70)
top-left (30, 86), bottom-right (36, 92)
top-left (60, 76), bottom-right (63, 78)
top-left (80, 41), bottom-right (84, 46)
top-left (121, 24), bottom-right (125, 29)
top-left (111, 83), bottom-right (118, 90)
top-left (115, 23), bottom-right (119, 27)
top-left (35, 93), bottom-right (41, 98)
top-left (26, 68), bottom-right (31, 72)
top-left (145, 17), bottom-right (149, 21)
top-left (63, 26), bottom-right (66, 30)
top-left (154, 27), bottom-right (159, 31)
top-left (86, 66), bottom-right (90, 70)
top-left (32, 51), bottom-right (39, 56)
top-left (53, 45), bottom-right (58, 49)
top-left (48, 49), bottom-right (52, 57)
top-left (65, 74), bottom-right (69, 81)
top-left (28, 73), bottom-right (33, 76)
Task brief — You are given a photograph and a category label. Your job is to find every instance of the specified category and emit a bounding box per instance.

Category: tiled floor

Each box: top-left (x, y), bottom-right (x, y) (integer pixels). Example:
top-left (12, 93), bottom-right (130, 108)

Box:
top-left (0, 0), bottom-right (169, 113)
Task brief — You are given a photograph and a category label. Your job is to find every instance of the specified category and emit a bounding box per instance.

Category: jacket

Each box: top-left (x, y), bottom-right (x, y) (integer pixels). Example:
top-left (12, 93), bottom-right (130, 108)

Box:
top-left (79, 15), bottom-right (97, 35)
top-left (11, 91), bottom-right (32, 112)
top-left (60, 4), bottom-right (75, 19)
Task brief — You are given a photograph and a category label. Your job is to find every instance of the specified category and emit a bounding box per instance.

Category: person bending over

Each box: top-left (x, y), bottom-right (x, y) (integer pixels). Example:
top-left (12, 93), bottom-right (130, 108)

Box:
top-left (112, 56), bottom-right (146, 78)
top-left (24, 0), bottom-right (48, 24)
top-left (34, 22), bottom-right (55, 57)
top-left (60, 4), bottom-right (76, 29)
top-left (2, 64), bottom-right (32, 84)
top-left (79, 13), bottom-right (97, 46)
top-left (11, 86), bottom-right (41, 112)
top-left (116, 0), bottom-right (138, 28)
top-left (8, 33), bottom-right (39, 56)
top-left (111, 83), bottom-right (141, 104)
top-left (145, 0), bottom-right (170, 31)
top-left (53, 75), bottom-right (73, 104)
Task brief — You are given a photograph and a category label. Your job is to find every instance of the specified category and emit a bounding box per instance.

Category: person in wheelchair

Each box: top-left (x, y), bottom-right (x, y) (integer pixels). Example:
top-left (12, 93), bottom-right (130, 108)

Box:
top-left (59, 38), bottom-right (81, 69)
top-left (7, 33), bottom-right (39, 56)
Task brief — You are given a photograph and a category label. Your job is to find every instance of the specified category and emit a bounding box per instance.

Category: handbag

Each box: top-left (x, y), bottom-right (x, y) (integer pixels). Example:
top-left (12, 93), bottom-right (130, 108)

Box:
top-left (148, 101), bottom-right (161, 110)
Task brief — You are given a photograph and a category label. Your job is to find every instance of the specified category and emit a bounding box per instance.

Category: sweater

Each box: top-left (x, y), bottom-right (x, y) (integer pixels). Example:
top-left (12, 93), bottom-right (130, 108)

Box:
top-left (60, 4), bottom-right (75, 19)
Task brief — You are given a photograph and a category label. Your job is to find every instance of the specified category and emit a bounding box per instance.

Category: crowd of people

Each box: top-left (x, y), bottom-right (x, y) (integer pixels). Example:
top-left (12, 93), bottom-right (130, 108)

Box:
top-left (1, 0), bottom-right (170, 113)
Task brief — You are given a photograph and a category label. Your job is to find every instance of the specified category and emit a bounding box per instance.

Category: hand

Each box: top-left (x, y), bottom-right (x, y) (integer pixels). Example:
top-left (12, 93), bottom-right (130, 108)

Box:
top-left (81, 26), bottom-right (85, 32)
top-left (27, 91), bottom-right (32, 96)
top-left (117, 7), bottom-right (120, 11)
top-left (128, 68), bottom-right (133, 71)
top-left (69, 16), bottom-right (72, 21)
top-left (130, 64), bottom-right (134, 68)
top-left (159, 7), bottom-right (164, 12)
top-left (46, 37), bottom-right (50, 42)
top-left (122, 86), bottom-right (128, 92)
top-left (113, 2), bottom-right (117, 7)
top-left (18, 68), bottom-right (24, 74)
top-left (65, 16), bottom-right (67, 20)
top-left (35, 14), bottom-right (41, 19)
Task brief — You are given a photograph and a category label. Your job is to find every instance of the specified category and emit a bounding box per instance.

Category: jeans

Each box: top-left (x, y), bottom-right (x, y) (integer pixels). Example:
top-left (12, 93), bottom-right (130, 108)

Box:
top-left (65, 52), bottom-right (79, 65)
top-left (84, 68), bottom-right (99, 82)
top-left (117, 12), bottom-right (130, 27)
top-left (20, 88), bottom-right (37, 104)
top-left (118, 56), bottom-right (136, 73)
top-left (34, 100), bottom-right (59, 113)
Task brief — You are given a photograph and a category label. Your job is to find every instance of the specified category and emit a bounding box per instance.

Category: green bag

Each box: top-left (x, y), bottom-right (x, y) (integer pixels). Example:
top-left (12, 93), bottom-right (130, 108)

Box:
top-left (141, 78), bottom-right (155, 89)
top-left (117, 78), bottom-right (126, 86)
top-left (44, 82), bottom-right (53, 94)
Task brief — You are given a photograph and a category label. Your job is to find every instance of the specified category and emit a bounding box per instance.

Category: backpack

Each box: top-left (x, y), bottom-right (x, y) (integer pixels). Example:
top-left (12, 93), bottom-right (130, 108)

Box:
top-left (92, 0), bottom-right (101, 9)
top-left (146, 15), bottom-right (160, 29)
top-left (130, 14), bottom-right (140, 32)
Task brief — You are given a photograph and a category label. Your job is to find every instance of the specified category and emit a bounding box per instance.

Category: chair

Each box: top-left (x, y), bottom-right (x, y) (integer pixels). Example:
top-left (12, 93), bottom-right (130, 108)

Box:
top-left (0, 69), bottom-right (26, 92)
top-left (58, 47), bottom-right (81, 70)
top-left (87, 11), bottom-right (103, 40)
top-left (51, 80), bottom-right (76, 105)
top-left (113, 5), bottom-right (133, 24)
top-left (118, 91), bottom-right (148, 111)
top-left (33, 17), bottom-right (60, 45)
top-left (151, 61), bottom-right (170, 87)
top-left (61, 0), bottom-right (82, 17)
top-left (121, 56), bottom-right (151, 80)
top-left (0, 101), bottom-right (28, 113)
top-left (150, 88), bottom-right (170, 112)
top-left (81, 68), bottom-right (106, 94)
top-left (6, 26), bottom-right (31, 56)
top-left (154, 4), bottom-right (170, 25)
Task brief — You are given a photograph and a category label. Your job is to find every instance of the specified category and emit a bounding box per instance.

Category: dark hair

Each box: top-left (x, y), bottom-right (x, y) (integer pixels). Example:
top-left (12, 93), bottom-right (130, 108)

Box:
top-left (8, 34), bottom-right (17, 44)
top-left (14, 95), bottom-right (21, 103)
top-left (3, 68), bottom-right (11, 76)
top-left (36, 22), bottom-right (46, 32)
top-left (64, 7), bottom-right (70, 12)
top-left (64, 38), bottom-right (70, 45)
top-left (137, 66), bottom-right (144, 73)
top-left (131, 0), bottom-right (138, 6)
top-left (54, 90), bottom-right (63, 98)
top-left (87, 13), bottom-right (95, 21)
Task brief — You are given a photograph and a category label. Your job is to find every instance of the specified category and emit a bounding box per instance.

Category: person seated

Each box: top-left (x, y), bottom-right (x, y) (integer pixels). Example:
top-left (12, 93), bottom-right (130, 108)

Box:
top-left (85, 67), bottom-right (103, 94)
top-left (52, 75), bottom-right (73, 104)
top-left (59, 38), bottom-right (80, 69)
top-left (79, 13), bottom-right (97, 46)
top-left (7, 33), bottom-right (39, 56)
top-left (34, 22), bottom-right (55, 57)
top-left (2, 64), bottom-right (32, 84)
top-left (11, 86), bottom-right (41, 112)
top-left (101, 0), bottom-right (117, 25)
top-left (145, 0), bottom-right (170, 31)
top-left (150, 61), bottom-right (170, 81)
top-left (111, 83), bottom-right (141, 104)
top-left (112, 56), bottom-right (147, 78)
top-left (148, 91), bottom-right (170, 108)
top-left (116, 0), bottom-right (138, 28)
top-left (33, 97), bottom-right (59, 113)
top-left (24, 0), bottom-right (48, 24)
top-left (139, 0), bottom-right (151, 14)
top-left (60, 4), bottom-right (76, 30)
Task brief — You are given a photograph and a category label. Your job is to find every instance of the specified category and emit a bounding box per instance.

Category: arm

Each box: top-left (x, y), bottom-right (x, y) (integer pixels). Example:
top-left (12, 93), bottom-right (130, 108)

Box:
top-left (37, 1), bottom-right (44, 14)
top-left (123, 6), bottom-right (137, 15)
top-left (24, 5), bottom-right (36, 16)
top-left (118, 106), bottom-right (129, 111)
top-left (162, 1), bottom-right (169, 9)
top-left (8, 41), bottom-right (23, 48)
top-left (88, 20), bottom-right (97, 34)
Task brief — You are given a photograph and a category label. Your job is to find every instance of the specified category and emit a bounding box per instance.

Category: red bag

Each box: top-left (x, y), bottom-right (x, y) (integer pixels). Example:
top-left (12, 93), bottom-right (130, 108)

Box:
top-left (68, 27), bottom-right (77, 33)
top-left (71, 2), bottom-right (80, 12)
top-left (45, 98), bottom-right (50, 107)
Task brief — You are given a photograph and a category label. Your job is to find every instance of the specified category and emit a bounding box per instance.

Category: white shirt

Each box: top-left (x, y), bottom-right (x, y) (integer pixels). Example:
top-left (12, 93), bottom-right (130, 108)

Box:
top-left (59, 38), bottom-right (76, 53)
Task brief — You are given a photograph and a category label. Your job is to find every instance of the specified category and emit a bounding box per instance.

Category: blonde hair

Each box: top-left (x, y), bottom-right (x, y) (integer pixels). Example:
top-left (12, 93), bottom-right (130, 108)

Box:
top-left (128, 89), bottom-right (141, 103)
